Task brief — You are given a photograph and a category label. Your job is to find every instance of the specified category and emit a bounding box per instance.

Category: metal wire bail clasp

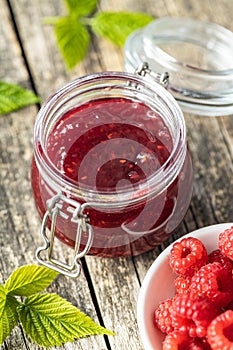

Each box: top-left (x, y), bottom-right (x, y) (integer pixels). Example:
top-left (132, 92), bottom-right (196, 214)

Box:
top-left (135, 62), bottom-right (169, 88)
top-left (35, 193), bottom-right (94, 278)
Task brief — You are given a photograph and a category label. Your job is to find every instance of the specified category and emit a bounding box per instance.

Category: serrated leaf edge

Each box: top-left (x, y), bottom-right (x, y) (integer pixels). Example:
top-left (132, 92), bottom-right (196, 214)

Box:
top-left (5, 265), bottom-right (58, 296)
top-left (18, 293), bottom-right (114, 347)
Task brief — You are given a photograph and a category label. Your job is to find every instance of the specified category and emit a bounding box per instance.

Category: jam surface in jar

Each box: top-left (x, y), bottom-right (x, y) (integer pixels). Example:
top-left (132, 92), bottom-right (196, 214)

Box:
top-left (31, 97), bottom-right (193, 257)
top-left (47, 98), bottom-right (172, 191)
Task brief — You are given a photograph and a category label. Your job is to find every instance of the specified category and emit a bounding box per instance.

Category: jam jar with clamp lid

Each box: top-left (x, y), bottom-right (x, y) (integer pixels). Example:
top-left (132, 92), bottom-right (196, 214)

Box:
top-left (31, 67), bottom-right (193, 276)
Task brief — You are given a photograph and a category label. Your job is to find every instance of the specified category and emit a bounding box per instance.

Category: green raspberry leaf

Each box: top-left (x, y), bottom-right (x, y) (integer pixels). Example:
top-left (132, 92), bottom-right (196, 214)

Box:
top-left (65, 0), bottom-right (98, 16)
top-left (0, 285), bottom-right (19, 344)
top-left (55, 16), bottom-right (90, 70)
top-left (0, 81), bottom-right (40, 116)
top-left (5, 265), bottom-right (59, 296)
top-left (91, 11), bottom-right (154, 47)
top-left (0, 285), bottom-right (5, 316)
top-left (18, 293), bottom-right (115, 347)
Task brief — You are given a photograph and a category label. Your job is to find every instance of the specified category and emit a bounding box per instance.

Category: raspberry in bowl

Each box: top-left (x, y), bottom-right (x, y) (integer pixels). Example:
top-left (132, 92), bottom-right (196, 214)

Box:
top-left (137, 223), bottom-right (233, 350)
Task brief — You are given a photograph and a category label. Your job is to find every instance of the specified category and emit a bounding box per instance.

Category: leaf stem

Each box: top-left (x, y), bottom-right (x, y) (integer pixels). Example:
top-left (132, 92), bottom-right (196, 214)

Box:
top-left (79, 16), bottom-right (94, 27)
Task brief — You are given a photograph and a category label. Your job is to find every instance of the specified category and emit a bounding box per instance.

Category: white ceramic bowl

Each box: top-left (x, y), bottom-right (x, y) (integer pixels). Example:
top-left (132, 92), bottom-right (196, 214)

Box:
top-left (137, 223), bottom-right (233, 350)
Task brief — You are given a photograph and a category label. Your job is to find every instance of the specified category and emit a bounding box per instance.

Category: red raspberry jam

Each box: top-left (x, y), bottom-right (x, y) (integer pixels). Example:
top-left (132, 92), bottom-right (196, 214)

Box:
top-left (31, 80), bottom-right (193, 258)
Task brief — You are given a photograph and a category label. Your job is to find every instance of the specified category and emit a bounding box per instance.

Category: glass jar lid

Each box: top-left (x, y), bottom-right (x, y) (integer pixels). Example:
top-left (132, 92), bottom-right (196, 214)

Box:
top-left (124, 17), bottom-right (233, 116)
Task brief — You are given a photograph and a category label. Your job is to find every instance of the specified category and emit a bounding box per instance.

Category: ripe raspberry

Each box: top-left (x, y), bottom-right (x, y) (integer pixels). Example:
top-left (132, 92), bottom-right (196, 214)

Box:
top-left (219, 226), bottom-right (233, 261)
top-left (174, 275), bottom-right (192, 294)
top-left (189, 262), bottom-right (233, 308)
top-left (169, 237), bottom-right (208, 276)
top-left (207, 310), bottom-right (233, 349)
top-left (209, 249), bottom-right (233, 273)
top-left (171, 294), bottom-right (195, 336)
top-left (154, 298), bottom-right (174, 334)
top-left (162, 331), bottom-right (211, 350)
top-left (162, 331), bottom-right (192, 350)
top-left (171, 294), bottom-right (220, 338)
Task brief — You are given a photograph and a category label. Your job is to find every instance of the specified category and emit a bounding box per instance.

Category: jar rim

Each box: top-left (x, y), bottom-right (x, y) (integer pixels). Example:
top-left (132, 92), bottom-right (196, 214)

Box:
top-left (34, 71), bottom-right (187, 206)
top-left (124, 17), bottom-right (233, 116)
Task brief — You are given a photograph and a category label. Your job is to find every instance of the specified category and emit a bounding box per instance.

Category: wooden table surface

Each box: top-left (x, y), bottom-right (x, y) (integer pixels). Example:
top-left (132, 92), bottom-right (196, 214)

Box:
top-left (1, 0), bottom-right (233, 349)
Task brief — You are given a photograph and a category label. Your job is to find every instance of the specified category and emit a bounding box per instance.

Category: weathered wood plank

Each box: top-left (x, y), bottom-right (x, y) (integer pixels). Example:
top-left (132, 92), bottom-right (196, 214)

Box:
top-left (0, 1), bottom-right (108, 349)
top-left (186, 114), bottom-right (233, 221)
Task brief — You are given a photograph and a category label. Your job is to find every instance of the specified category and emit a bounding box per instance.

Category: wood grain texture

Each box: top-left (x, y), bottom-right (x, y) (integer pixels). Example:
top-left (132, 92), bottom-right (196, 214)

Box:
top-left (1, 0), bottom-right (233, 349)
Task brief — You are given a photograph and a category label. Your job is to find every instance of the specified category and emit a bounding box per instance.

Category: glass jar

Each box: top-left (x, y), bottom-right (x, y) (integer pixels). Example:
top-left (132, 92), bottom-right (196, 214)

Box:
top-left (31, 69), bottom-right (193, 276)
